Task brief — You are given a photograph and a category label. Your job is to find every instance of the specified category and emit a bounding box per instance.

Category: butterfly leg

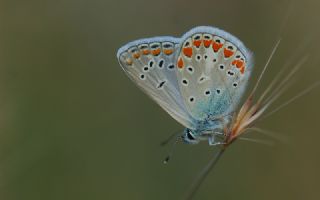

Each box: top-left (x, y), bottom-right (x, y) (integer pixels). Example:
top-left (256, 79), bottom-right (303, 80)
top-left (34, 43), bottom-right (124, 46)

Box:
top-left (160, 130), bottom-right (182, 146)
top-left (208, 136), bottom-right (225, 146)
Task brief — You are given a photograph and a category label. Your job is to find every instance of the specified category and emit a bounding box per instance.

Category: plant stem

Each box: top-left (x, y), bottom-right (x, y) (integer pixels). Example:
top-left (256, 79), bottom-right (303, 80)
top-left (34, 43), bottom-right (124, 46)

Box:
top-left (184, 147), bottom-right (226, 200)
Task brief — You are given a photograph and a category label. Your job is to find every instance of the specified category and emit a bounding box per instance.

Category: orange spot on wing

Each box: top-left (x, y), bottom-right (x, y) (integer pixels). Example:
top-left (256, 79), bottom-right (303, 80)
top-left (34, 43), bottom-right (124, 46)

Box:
top-left (193, 40), bottom-right (202, 48)
top-left (224, 48), bottom-right (234, 58)
top-left (163, 49), bottom-right (173, 55)
top-left (142, 49), bottom-right (150, 55)
top-left (133, 53), bottom-right (140, 59)
top-left (177, 57), bottom-right (184, 69)
top-left (240, 66), bottom-right (245, 74)
top-left (183, 47), bottom-right (193, 58)
top-left (126, 58), bottom-right (133, 65)
top-left (204, 40), bottom-right (212, 48)
top-left (232, 60), bottom-right (244, 68)
top-left (212, 42), bottom-right (223, 52)
top-left (152, 48), bottom-right (161, 56)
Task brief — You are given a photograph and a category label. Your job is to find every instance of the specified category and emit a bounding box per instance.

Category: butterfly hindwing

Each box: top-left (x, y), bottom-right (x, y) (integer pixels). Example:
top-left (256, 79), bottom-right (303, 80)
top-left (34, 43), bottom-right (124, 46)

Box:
top-left (175, 26), bottom-right (253, 121)
top-left (117, 37), bottom-right (195, 128)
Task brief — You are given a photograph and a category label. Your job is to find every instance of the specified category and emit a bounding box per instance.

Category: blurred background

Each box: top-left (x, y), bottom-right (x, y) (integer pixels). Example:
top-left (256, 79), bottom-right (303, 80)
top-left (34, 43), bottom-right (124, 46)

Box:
top-left (0, 0), bottom-right (319, 199)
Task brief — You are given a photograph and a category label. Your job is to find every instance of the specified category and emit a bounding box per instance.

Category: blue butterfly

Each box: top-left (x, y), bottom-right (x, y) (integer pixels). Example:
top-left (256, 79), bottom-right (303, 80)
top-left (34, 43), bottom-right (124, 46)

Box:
top-left (117, 26), bottom-right (254, 146)
top-left (117, 26), bottom-right (320, 200)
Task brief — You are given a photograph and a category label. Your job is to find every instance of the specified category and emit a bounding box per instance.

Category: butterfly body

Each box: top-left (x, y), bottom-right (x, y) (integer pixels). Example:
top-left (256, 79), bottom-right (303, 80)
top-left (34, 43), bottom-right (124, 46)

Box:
top-left (182, 118), bottom-right (227, 145)
top-left (117, 26), bottom-right (253, 145)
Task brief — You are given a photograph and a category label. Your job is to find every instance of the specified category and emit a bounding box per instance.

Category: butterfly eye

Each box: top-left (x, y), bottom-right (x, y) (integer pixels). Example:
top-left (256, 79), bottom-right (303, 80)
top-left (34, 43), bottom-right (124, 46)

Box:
top-left (186, 129), bottom-right (196, 140)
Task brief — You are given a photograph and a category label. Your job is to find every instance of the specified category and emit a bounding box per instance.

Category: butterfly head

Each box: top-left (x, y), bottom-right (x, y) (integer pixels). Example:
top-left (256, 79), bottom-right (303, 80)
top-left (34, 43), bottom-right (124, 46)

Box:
top-left (182, 129), bottom-right (200, 144)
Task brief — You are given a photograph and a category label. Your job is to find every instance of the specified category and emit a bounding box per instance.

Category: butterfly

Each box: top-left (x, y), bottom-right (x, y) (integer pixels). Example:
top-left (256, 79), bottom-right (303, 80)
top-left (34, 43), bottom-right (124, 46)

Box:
top-left (117, 26), bottom-right (254, 146)
top-left (116, 26), bottom-right (319, 199)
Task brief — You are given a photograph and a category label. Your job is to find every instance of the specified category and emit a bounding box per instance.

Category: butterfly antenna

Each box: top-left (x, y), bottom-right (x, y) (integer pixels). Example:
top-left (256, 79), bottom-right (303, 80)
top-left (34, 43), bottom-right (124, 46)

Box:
top-left (184, 148), bottom-right (225, 200)
top-left (163, 136), bottom-right (181, 164)
top-left (160, 130), bottom-right (182, 146)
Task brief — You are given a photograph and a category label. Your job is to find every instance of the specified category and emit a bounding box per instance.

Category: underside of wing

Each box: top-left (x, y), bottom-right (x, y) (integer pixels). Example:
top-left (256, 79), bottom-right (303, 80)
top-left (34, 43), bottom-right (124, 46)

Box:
top-left (175, 26), bottom-right (254, 121)
top-left (117, 37), bottom-right (195, 128)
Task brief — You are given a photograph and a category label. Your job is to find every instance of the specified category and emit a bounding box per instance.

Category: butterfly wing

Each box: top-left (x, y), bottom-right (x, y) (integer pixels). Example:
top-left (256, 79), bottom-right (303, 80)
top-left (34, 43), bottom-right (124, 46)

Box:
top-left (117, 37), bottom-right (196, 128)
top-left (175, 26), bottom-right (253, 121)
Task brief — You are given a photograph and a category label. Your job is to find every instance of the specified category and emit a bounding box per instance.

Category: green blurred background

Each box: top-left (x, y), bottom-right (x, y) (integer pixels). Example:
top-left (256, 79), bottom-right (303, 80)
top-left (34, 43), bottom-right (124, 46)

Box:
top-left (0, 0), bottom-right (319, 199)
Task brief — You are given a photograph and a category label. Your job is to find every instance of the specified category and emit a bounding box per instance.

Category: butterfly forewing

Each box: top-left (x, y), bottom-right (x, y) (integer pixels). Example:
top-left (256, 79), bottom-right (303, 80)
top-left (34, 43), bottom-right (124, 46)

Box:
top-left (175, 27), bottom-right (253, 121)
top-left (117, 37), bottom-right (196, 128)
